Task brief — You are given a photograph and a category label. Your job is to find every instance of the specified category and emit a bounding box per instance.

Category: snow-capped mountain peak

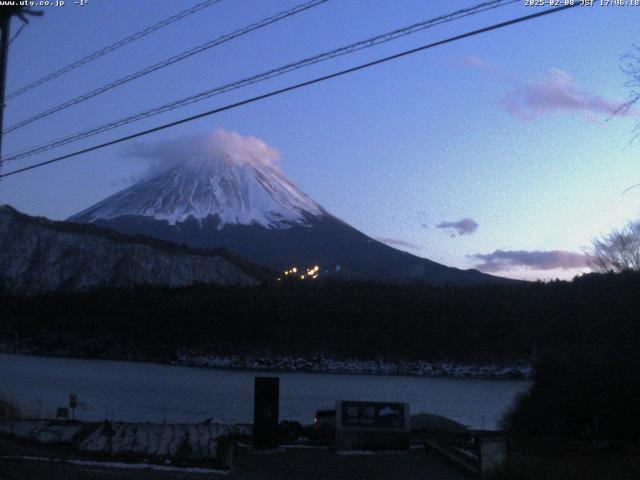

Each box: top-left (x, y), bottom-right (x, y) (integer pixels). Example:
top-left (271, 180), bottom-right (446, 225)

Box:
top-left (70, 152), bottom-right (324, 229)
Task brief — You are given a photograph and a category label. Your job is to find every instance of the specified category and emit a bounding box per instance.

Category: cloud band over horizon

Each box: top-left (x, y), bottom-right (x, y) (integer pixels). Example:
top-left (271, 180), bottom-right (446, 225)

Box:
top-left (470, 249), bottom-right (591, 273)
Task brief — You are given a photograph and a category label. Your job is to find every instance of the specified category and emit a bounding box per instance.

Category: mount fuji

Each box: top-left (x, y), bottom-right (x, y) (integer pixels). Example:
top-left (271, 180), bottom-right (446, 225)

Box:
top-left (68, 131), bottom-right (506, 285)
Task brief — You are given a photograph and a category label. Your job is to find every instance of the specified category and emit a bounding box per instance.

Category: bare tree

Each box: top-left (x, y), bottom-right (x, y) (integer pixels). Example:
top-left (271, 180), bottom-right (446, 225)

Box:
top-left (590, 50), bottom-right (640, 272)
top-left (589, 220), bottom-right (640, 273)
top-left (622, 44), bottom-right (640, 118)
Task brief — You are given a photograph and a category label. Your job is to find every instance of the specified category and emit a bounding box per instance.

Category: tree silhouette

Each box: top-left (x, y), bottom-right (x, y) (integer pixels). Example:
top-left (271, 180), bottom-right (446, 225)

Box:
top-left (590, 220), bottom-right (640, 272)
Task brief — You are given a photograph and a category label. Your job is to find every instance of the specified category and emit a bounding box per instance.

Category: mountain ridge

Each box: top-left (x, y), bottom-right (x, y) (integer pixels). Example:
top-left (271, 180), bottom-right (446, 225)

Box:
top-left (0, 205), bottom-right (270, 294)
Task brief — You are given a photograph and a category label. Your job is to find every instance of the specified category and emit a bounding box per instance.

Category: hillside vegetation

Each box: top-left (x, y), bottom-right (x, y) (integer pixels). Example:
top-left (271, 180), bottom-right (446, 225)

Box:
top-left (2, 272), bottom-right (638, 364)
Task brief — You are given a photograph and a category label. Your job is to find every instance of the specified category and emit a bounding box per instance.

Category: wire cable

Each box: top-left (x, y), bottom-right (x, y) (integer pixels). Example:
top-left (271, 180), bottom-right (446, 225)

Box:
top-left (2, 0), bottom-right (329, 134)
top-left (0, 3), bottom-right (578, 179)
top-left (5, 0), bottom-right (223, 101)
top-left (8, 23), bottom-right (25, 45)
top-left (3, 0), bottom-right (518, 163)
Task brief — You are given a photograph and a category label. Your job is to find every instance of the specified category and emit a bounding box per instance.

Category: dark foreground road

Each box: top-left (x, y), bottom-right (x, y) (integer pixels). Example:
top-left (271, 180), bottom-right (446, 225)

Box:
top-left (0, 447), bottom-right (465, 480)
top-left (0, 457), bottom-right (212, 480)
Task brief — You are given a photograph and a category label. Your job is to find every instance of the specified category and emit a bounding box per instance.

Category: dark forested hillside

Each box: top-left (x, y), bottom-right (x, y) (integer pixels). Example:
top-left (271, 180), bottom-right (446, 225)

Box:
top-left (2, 272), bottom-right (638, 364)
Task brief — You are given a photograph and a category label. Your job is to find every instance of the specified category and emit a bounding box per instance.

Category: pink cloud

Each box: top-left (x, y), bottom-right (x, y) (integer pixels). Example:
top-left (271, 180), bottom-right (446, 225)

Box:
top-left (503, 69), bottom-right (629, 121)
top-left (462, 55), bottom-right (486, 69)
top-left (470, 249), bottom-right (591, 273)
top-left (436, 218), bottom-right (479, 237)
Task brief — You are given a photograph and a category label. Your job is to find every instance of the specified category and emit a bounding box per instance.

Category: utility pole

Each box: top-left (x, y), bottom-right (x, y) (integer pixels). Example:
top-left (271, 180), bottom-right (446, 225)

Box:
top-left (0, 7), bottom-right (42, 172)
top-left (0, 11), bottom-right (11, 164)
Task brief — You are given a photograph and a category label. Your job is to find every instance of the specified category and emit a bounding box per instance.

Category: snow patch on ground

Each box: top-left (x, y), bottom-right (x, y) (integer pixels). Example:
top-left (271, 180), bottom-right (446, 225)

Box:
top-left (0, 419), bottom-right (83, 444)
top-left (175, 353), bottom-right (534, 380)
top-left (0, 455), bottom-right (229, 474)
top-left (0, 420), bottom-right (250, 461)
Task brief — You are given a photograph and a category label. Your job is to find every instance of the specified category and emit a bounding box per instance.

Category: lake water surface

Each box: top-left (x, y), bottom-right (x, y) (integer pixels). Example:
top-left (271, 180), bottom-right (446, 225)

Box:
top-left (1, 353), bottom-right (531, 430)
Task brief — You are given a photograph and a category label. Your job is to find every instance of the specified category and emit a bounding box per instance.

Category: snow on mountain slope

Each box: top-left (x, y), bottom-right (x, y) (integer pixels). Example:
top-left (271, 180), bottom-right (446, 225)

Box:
top-left (70, 132), bottom-right (325, 228)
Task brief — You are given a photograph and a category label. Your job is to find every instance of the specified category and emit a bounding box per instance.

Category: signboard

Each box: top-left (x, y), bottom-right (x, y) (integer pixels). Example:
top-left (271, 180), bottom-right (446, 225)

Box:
top-left (335, 401), bottom-right (410, 451)
top-left (340, 401), bottom-right (405, 429)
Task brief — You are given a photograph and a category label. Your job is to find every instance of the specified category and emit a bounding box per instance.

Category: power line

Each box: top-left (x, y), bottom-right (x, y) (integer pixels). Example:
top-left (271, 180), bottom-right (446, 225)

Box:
top-left (3, 0), bottom-right (518, 163)
top-left (8, 23), bottom-right (25, 45)
top-left (4, 0), bottom-right (223, 101)
top-left (2, 0), bottom-right (329, 135)
top-left (0, 3), bottom-right (577, 180)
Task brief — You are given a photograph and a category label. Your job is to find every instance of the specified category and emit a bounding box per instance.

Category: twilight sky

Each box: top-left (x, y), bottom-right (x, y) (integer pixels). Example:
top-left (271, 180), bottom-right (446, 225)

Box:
top-left (1, 0), bottom-right (639, 280)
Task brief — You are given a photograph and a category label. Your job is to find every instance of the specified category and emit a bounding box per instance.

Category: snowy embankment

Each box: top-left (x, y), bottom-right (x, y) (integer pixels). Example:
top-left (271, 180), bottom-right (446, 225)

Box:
top-left (175, 353), bottom-right (533, 380)
top-left (0, 419), bottom-right (250, 461)
top-left (0, 419), bottom-right (84, 444)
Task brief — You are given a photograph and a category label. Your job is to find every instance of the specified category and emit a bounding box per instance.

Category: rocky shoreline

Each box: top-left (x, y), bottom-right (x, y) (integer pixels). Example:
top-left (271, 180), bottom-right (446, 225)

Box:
top-left (0, 342), bottom-right (533, 380)
top-left (175, 352), bottom-right (533, 380)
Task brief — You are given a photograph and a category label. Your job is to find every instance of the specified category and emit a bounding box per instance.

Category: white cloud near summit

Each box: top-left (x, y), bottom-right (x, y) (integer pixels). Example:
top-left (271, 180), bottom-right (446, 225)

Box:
top-left (123, 129), bottom-right (283, 175)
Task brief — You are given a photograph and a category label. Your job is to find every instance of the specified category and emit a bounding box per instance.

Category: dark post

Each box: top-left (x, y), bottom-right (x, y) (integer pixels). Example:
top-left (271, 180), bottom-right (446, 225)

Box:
top-left (253, 377), bottom-right (279, 448)
top-left (69, 393), bottom-right (77, 421)
top-left (0, 13), bottom-right (10, 164)
top-left (0, 6), bottom-right (43, 171)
